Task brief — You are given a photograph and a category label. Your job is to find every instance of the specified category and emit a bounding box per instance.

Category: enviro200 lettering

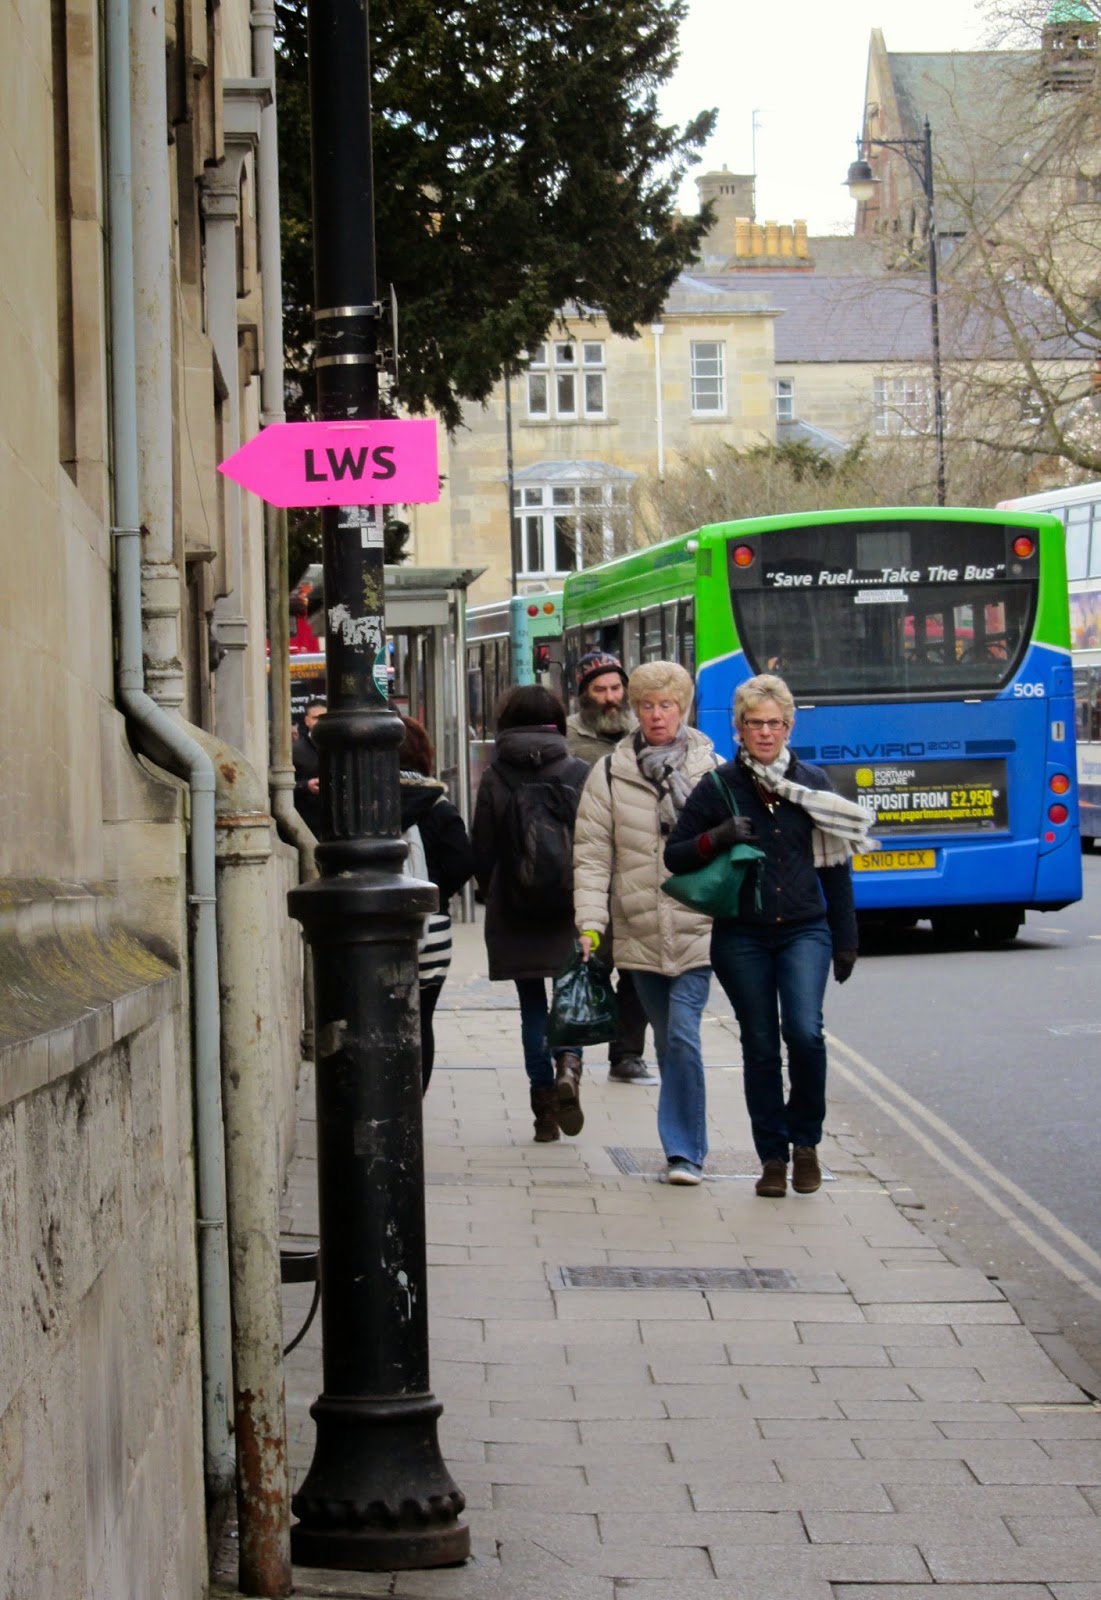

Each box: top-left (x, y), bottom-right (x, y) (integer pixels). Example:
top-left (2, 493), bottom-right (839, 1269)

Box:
top-left (820, 742), bottom-right (962, 760)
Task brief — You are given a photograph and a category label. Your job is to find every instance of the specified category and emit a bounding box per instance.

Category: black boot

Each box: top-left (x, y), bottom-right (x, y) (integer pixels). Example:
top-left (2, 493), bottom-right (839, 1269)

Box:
top-left (530, 1085), bottom-right (560, 1143)
top-left (554, 1052), bottom-right (584, 1136)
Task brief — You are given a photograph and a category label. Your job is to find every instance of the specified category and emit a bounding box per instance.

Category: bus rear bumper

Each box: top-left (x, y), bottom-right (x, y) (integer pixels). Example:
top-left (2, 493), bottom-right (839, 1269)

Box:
top-left (852, 834), bottom-right (1082, 913)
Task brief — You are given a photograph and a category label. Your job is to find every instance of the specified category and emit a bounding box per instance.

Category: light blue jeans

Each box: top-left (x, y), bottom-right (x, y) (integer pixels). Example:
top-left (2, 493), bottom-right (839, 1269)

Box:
top-left (629, 967), bottom-right (711, 1167)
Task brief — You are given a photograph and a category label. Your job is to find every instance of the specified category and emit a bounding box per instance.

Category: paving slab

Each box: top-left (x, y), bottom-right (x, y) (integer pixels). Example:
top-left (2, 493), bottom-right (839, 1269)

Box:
top-left (213, 918), bottom-right (1101, 1600)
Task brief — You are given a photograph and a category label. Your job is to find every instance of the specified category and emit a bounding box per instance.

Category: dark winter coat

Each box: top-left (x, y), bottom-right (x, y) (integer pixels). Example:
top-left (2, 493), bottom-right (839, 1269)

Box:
top-left (292, 731), bottom-right (321, 834)
top-left (472, 726), bottom-right (590, 981)
top-left (665, 749), bottom-right (858, 954)
top-left (399, 774), bottom-right (474, 908)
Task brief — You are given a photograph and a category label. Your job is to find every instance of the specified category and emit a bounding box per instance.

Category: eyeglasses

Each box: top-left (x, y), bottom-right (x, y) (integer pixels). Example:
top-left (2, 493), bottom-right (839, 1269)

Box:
top-left (742, 718), bottom-right (788, 732)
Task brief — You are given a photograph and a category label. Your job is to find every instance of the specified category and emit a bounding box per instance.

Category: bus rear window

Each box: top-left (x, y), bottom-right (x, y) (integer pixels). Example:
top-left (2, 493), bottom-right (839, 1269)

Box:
top-left (728, 520), bottom-right (1038, 698)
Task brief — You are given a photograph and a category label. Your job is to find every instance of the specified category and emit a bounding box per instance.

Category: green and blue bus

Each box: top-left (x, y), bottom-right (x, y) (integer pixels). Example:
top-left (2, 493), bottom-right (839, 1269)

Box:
top-left (465, 591), bottom-right (565, 791)
top-left (562, 507), bottom-right (1081, 942)
top-left (998, 481), bottom-right (1101, 848)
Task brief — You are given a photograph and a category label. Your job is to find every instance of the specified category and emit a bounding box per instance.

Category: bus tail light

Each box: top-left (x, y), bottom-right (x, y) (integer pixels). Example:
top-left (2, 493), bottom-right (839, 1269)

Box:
top-left (1048, 803), bottom-right (1069, 825)
top-left (526, 604), bottom-right (540, 617)
top-left (1011, 534), bottom-right (1035, 560)
top-left (732, 544), bottom-right (755, 568)
top-left (1049, 772), bottom-right (1070, 795)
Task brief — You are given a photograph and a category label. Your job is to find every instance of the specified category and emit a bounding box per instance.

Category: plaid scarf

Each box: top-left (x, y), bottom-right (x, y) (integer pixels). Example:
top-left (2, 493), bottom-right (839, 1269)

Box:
top-left (741, 747), bottom-right (879, 866)
top-left (635, 727), bottom-right (697, 831)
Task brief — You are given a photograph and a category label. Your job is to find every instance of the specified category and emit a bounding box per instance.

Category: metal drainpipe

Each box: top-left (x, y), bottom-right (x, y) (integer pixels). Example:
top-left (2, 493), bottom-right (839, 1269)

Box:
top-left (105, 0), bottom-right (234, 1504)
top-left (251, 0), bottom-right (316, 869)
top-left (652, 322), bottom-right (665, 482)
top-left (209, 743), bottom-right (292, 1597)
top-left (252, 0), bottom-right (317, 1062)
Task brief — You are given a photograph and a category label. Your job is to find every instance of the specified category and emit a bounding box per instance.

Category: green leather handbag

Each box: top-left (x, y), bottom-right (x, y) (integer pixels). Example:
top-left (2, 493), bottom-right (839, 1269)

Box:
top-left (661, 771), bottom-right (764, 919)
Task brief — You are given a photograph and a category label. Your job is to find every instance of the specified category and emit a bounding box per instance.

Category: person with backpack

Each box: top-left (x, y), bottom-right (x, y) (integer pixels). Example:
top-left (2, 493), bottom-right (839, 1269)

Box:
top-left (573, 662), bottom-right (718, 1184)
top-left (398, 716), bottom-right (475, 1093)
top-left (471, 684), bottom-right (590, 1142)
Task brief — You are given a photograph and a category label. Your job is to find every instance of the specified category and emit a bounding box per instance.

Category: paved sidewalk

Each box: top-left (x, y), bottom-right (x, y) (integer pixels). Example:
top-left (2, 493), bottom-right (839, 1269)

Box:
top-left (220, 915), bottom-right (1101, 1599)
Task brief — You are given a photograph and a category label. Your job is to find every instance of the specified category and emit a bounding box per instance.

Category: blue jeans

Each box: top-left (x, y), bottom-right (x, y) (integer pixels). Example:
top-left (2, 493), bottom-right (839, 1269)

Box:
top-left (710, 918), bottom-right (832, 1163)
top-left (629, 968), bottom-right (711, 1167)
top-left (514, 978), bottom-right (582, 1088)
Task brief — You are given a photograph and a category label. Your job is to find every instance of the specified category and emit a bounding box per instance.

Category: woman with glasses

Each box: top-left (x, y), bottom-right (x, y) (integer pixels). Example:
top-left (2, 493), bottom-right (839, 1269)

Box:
top-left (665, 673), bottom-right (875, 1198)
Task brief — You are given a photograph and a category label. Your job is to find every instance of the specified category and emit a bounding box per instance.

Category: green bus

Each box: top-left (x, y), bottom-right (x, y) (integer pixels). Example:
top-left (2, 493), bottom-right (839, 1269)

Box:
top-left (562, 506), bottom-right (1081, 942)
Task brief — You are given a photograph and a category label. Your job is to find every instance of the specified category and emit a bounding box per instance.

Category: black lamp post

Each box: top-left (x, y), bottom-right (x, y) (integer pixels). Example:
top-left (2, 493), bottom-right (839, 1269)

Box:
top-left (286, 0), bottom-right (469, 1571)
top-left (846, 116), bottom-right (947, 506)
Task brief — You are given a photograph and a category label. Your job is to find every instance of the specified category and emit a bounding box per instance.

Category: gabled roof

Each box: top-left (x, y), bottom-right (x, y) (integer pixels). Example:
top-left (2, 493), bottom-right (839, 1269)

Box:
top-left (885, 50), bottom-right (1042, 237)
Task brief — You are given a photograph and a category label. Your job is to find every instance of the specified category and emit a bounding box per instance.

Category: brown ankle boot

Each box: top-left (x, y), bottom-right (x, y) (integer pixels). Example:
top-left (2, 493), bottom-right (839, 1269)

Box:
top-left (554, 1052), bottom-right (584, 1136)
top-left (530, 1086), bottom-right (560, 1143)
top-left (791, 1145), bottom-right (822, 1193)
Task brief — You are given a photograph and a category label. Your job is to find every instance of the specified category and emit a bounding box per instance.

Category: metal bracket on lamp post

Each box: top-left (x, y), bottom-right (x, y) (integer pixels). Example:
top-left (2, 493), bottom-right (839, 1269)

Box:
top-left (845, 116), bottom-right (947, 506)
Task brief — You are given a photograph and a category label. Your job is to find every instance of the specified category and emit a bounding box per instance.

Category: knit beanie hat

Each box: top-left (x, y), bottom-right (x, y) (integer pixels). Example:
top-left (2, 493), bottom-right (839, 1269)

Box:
top-left (577, 650), bottom-right (629, 697)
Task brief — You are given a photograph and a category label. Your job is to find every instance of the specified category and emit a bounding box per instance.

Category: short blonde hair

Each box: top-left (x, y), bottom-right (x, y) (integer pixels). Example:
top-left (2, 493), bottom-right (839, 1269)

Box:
top-left (734, 673), bottom-right (795, 727)
top-left (628, 660), bottom-right (695, 716)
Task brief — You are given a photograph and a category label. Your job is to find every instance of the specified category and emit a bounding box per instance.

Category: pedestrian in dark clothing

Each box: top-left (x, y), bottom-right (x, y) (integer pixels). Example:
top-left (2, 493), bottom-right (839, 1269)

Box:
top-left (471, 684), bottom-right (590, 1143)
top-left (292, 700), bottom-right (326, 834)
top-left (665, 673), bottom-right (874, 1198)
top-left (398, 716), bottom-right (474, 1093)
top-left (565, 650), bottom-right (654, 1084)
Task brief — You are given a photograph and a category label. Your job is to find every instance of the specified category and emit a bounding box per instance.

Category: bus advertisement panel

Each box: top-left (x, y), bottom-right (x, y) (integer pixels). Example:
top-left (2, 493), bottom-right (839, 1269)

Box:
top-left (563, 506), bottom-right (1080, 943)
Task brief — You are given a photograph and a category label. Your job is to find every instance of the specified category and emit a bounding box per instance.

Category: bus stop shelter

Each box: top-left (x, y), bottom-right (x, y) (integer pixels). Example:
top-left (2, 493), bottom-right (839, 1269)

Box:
top-left (385, 565), bottom-right (484, 921)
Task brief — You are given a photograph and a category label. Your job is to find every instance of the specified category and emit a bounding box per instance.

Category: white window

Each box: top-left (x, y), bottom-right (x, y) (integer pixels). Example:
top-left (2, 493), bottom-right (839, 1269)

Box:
top-left (691, 341), bottom-right (725, 414)
top-left (525, 341), bottom-right (606, 420)
top-left (775, 378), bottom-right (794, 424)
top-left (513, 477), bottom-right (630, 577)
top-left (873, 374), bottom-right (930, 436)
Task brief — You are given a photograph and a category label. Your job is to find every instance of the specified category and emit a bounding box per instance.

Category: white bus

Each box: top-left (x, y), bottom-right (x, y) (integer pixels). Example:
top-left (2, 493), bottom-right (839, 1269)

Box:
top-left (999, 482), bottom-right (1101, 846)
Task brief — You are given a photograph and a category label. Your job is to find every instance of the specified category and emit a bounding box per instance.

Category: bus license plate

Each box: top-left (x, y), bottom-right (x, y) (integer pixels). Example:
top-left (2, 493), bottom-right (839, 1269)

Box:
top-left (852, 848), bottom-right (936, 872)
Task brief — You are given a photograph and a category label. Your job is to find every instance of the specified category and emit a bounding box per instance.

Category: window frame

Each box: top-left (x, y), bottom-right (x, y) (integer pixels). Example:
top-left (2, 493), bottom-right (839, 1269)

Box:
top-left (690, 340), bottom-right (726, 415)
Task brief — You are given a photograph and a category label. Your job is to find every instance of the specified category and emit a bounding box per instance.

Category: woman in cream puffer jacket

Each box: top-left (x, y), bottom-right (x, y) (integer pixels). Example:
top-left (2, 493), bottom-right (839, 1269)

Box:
top-left (572, 662), bottom-right (717, 1183)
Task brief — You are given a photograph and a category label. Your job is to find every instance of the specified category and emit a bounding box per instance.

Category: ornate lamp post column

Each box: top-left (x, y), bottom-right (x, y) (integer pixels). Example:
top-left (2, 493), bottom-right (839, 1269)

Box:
top-left (286, 0), bottom-right (469, 1571)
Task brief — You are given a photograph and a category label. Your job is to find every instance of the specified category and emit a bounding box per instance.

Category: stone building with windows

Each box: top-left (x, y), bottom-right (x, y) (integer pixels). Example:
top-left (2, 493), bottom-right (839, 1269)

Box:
top-left (413, 15), bottom-right (1099, 602)
top-left (2, 2), bottom-right (305, 1593)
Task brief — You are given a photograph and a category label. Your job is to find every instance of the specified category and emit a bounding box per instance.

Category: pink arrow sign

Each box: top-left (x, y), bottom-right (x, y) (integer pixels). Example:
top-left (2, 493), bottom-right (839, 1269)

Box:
top-left (218, 418), bottom-right (439, 508)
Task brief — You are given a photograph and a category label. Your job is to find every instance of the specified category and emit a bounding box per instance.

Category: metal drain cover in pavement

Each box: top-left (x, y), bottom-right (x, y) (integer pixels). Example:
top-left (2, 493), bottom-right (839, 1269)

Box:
top-left (558, 1265), bottom-right (799, 1291)
top-left (606, 1146), bottom-right (834, 1181)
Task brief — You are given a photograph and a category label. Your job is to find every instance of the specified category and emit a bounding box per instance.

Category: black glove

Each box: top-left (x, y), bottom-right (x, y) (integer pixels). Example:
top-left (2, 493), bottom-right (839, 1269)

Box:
top-left (706, 814), bottom-right (758, 850)
top-left (833, 949), bottom-right (857, 984)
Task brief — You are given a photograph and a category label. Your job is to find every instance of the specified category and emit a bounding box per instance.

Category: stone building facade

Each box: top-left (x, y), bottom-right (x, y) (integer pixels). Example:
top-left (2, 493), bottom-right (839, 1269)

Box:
top-left (1, 2), bottom-right (303, 1594)
top-left (414, 20), bottom-right (1096, 603)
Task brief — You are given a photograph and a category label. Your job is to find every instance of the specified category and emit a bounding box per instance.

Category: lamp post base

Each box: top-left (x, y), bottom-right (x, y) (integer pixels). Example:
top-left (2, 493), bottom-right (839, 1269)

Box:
top-left (290, 1394), bottom-right (469, 1571)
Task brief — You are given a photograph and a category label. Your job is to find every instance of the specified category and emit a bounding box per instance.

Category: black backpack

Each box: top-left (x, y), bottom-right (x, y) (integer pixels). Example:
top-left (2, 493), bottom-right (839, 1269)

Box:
top-left (496, 761), bottom-right (586, 921)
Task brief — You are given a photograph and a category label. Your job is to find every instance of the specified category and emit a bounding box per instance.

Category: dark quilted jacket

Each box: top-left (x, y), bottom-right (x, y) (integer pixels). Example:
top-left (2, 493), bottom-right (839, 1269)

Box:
top-left (665, 751), bottom-right (857, 952)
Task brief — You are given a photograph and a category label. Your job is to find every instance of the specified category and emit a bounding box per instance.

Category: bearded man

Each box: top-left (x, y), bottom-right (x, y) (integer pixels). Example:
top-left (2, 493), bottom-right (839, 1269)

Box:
top-left (566, 652), bottom-right (655, 1084)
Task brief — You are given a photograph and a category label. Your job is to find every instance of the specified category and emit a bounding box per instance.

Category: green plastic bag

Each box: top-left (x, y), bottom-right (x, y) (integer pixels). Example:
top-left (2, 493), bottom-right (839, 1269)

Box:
top-left (661, 770), bottom-right (765, 919)
top-left (546, 946), bottom-right (620, 1048)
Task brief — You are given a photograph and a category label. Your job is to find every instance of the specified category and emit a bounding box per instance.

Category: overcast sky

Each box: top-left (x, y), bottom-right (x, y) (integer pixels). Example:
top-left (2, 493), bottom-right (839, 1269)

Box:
top-left (661, 0), bottom-right (1005, 235)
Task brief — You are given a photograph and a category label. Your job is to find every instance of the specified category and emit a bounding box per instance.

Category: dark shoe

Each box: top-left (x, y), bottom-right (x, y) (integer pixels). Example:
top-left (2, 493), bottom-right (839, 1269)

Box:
top-left (755, 1159), bottom-right (788, 1198)
top-left (608, 1055), bottom-right (657, 1084)
top-left (554, 1052), bottom-right (584, 1136)
top-left (667, 1158), bottom-right (703, 1186)
top-left (530, 1086), bottom-right (560, 1143)
top-left (791, 1145), bottom-right (822, 1194)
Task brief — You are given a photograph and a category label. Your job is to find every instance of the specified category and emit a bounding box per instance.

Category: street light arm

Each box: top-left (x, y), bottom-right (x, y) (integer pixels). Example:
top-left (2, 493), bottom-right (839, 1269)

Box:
top-left (845, 117), bottom-right (945, 505)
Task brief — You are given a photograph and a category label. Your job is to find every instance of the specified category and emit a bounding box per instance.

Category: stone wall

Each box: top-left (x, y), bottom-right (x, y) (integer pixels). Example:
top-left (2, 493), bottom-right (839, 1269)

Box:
top-left (0, 892), bottom-right (206, 1598)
